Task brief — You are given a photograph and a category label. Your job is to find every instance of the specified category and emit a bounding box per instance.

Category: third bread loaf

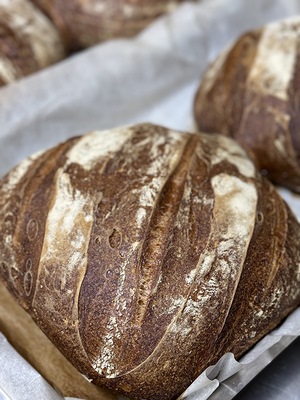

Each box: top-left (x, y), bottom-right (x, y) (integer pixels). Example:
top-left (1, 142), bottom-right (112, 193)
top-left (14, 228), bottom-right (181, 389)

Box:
top-left (0, 0), bottom-right (65, 86)
top-left (30, 0), bottom-right (191, 51)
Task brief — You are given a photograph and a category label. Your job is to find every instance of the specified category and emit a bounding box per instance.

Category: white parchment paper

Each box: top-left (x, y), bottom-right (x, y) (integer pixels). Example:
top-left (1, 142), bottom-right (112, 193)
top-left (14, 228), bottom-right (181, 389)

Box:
top-left (0, 334), bottom-right (63, 400)
top-left (0, 0), bottom-right (300, 399)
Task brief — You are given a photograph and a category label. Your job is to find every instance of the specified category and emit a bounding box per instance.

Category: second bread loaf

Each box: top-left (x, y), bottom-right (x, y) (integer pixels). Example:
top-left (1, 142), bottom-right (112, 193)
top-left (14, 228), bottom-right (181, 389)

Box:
top-left (194, 17), bottom-right (300, 193)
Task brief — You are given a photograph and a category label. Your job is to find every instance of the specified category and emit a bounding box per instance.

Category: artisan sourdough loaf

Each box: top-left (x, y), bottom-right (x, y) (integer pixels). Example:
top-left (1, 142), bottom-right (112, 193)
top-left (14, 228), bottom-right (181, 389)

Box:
top-left (0, 0), bottom-right (191, 86)
top-left (30, 0), bottom-right (190, 51)
top-left (0, 0), bottom-right (65, 86)
top-left (0, 123), bottom-right (300, 399)
top-left (194, 17), bottom-right (300, 193)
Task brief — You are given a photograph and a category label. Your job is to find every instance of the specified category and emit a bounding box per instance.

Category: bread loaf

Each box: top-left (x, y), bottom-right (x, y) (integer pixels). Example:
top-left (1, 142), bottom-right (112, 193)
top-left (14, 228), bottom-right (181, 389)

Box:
top-left (194, 18), bottom-right (300, 193)
top-left (0, 0), bottom-right (65, 86)
top-left (30, 0), bottom-right (190, 51)
top-left (0, 123), bottom-right (299, 399)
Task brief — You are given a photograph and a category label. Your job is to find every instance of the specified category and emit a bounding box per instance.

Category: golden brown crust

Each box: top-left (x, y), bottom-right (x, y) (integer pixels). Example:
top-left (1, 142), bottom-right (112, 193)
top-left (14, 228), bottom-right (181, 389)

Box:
top-left (0, 0), bottom-right (65, 86)
top-left (30, 0), bottom-right (191, 50)
top-left (0, 123), bottom-right (300, 399)
top-left (194, 18), bottom-right (300, 193)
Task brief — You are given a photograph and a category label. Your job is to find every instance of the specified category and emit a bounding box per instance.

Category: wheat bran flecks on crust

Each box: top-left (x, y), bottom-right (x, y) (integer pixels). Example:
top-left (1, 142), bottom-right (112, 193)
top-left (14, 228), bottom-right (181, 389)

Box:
top-left (33, 170), bottom-right (94, 310)
top-left (134, 130), bottom-right (188, 228)
top-left (66, 127), bottom-right (134, 171)
top-left (247, 20), bottom-right (299, 100)
top-left (211, 174), bottom-right (258, 239)
top-left (169, 173), bottom-right (258, 336)
top-left (113, 241), bottom-right (140, 315)
top-left (175, 173), bottom-right (192, 231)
top-left (210, 135), bottom-right (256, 178)
top-left (92, 242), bottom-right (139, 378)
top-left (92, 316), bottom-right (121, 379)
top-left (196, 173), bottom-right (257, 297)
top-left (185, 268), bottom-right (197, 285)
top-left (146, 131), bottom-right (183, 176)
top-left (167, 297), bottom-right (185, 315)
top-left (136, 207), bottom-right (147, 228)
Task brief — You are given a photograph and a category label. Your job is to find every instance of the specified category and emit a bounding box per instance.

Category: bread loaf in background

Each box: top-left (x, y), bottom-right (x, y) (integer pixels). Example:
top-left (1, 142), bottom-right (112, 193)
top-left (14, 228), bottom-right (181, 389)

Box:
top-left (194, 17), bottom-right (300, 193)
top-left (0, 123), bottom-right (300, 399)
top-left (0, 0), bottom-right (65, 86)
top-left (30, 0), bottom-right (190, 51)
top-left (0, 0), bottom-right (191, 86)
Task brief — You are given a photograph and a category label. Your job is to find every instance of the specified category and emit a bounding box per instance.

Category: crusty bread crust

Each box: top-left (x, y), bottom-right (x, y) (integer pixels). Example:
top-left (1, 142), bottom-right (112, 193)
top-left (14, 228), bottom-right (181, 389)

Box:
top-left (0, 123), bottom-right (299, 399)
